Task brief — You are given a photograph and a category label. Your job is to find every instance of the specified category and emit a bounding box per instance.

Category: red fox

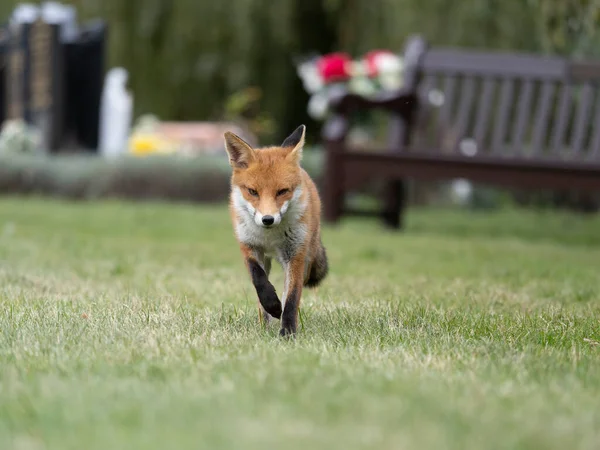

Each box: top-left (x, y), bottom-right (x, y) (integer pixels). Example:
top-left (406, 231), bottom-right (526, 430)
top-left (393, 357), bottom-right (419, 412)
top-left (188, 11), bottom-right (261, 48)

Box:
top-left (223, 125), bottom-right (328, 337)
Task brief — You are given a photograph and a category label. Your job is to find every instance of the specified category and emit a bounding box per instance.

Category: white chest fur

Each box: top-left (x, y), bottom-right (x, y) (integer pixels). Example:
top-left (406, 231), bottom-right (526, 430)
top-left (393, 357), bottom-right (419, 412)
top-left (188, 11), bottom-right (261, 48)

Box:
top-left (232, 186), bottom-right (307, 262)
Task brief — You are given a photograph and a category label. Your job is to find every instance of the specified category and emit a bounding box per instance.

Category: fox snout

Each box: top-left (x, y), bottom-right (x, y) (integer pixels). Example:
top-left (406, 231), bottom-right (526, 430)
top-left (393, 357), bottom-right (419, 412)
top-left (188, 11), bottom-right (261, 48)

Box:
top-left (261, 215), bottom-right (275, 226)
top-left (254, 209), bottom-right (282, 228)
top-left (251, 196), bottom-right (291, 228)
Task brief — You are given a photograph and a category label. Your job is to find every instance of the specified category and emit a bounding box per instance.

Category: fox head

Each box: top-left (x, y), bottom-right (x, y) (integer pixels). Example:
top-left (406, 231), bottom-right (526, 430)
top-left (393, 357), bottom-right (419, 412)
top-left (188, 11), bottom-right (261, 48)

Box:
top-left (224, 125), bottom-right (306, 228)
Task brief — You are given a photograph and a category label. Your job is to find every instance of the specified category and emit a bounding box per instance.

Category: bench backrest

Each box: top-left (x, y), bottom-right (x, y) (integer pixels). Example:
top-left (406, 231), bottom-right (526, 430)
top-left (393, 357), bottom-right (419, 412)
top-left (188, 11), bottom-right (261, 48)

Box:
top-left (407, 38), bottom-right (600, 164)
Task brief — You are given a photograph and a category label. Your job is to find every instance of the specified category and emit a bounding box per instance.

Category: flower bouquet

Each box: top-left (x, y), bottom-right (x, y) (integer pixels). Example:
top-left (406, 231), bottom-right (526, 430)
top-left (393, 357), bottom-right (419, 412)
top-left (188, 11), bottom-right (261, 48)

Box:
top-left (296, 50), bottom-right (404, 120)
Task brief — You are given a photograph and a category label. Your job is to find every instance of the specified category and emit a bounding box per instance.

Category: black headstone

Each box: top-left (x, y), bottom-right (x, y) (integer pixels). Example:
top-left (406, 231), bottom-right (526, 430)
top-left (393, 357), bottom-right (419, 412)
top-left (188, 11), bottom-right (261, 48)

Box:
top-left (63, 20), bottom-right (107, 151)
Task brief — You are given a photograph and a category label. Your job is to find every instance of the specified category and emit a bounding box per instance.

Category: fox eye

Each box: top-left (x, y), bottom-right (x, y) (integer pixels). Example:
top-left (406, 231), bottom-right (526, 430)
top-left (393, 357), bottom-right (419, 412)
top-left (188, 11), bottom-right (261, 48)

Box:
top-left (247, 188), bottom-right (259, 197)
top-left (276, 188), bottom-right (290, 196)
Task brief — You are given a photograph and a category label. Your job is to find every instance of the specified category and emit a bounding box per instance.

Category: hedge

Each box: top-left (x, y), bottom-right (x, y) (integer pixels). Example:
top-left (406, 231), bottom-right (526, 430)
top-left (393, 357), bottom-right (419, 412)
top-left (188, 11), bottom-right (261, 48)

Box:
top-left (0, 150), bottom-right (325, 203)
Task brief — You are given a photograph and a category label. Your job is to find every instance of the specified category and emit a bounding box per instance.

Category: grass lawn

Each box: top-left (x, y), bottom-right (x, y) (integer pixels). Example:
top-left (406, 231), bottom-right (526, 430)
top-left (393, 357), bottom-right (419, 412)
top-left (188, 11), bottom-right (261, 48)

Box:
top-left (1, 197), bottom-right (599, 450)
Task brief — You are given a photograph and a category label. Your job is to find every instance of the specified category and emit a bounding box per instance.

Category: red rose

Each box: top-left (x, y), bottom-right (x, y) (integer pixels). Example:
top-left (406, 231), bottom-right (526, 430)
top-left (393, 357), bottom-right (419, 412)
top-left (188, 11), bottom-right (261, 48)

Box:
top-left (317, 52), bottom-right (352, 84)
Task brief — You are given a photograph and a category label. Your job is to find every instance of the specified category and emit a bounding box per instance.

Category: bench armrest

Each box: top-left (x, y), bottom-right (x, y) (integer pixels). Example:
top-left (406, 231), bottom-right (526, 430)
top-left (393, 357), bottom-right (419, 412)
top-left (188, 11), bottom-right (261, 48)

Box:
top-left (322, 85), bottom-right (418, 142)
top-left (327, 85), bottom-right (417, 116)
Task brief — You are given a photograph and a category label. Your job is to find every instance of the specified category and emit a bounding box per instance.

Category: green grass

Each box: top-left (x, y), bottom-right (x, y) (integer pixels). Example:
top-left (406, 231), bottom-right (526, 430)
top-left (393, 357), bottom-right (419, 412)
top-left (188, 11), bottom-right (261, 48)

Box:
top-left (1, 198), bottom-right (599, 450)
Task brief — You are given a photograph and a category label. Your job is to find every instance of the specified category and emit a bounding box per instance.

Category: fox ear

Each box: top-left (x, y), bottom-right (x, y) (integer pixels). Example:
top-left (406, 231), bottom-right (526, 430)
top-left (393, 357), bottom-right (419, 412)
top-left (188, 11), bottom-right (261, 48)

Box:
top-left (282, 125), bottom-right (306, 148)
top-left (283, 125), bottom-right (306, 163)
top-left (224, 132), bottom-right (255, 169)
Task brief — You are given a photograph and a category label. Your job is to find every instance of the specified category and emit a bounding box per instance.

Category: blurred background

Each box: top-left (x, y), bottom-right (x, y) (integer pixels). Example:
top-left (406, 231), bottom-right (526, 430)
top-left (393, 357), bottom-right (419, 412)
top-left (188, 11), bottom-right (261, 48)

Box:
top-left (1, 0), bottom-right (599, 212)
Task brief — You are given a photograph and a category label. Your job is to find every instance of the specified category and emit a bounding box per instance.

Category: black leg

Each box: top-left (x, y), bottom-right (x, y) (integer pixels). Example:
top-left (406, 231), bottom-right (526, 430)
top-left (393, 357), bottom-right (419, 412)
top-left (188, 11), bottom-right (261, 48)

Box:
top-left (382, 179), bottom-right (406, 229)
top-left (280, 286), bottom-right (300, 337)
top-left (247, 258), bottom-right (282, 319)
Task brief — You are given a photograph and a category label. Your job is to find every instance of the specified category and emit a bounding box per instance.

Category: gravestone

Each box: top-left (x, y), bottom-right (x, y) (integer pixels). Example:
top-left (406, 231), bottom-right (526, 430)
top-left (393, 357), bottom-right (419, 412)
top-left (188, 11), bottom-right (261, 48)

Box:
top-left (2, 3), bottom-right (107, 152)
top-left (63, 20), bottom-right (107, 151)
top-left (28, 19), bottom-right (65, 151)
top-left (3, 19), bottom-right (64, 151)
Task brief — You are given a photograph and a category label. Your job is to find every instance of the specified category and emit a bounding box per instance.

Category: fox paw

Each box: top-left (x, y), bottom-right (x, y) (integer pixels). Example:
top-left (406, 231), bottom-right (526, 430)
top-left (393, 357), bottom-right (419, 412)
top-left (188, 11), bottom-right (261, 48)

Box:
top-left (260, 296), bottom-right (282, 319)
top-left (279, 324), bottom-right (296, 338)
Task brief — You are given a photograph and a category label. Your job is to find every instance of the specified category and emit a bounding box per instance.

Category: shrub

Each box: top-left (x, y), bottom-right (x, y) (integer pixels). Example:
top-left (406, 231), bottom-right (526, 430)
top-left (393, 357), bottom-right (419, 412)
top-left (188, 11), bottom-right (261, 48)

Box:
top-left (0, 149), bottom-right (324, 203)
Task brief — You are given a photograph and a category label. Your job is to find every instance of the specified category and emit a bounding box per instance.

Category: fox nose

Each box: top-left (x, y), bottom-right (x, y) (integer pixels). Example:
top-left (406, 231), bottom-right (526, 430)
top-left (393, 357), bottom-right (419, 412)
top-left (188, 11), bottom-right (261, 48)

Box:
top-left (262, 215), bottom-right (275, 226)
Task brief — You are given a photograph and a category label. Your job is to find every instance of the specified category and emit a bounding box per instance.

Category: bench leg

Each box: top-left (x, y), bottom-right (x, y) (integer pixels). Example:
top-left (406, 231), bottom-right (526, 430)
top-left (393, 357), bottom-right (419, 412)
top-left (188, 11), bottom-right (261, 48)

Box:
top-left (324, 181), bottom-right (344, 223)
top-left (324, 197), bottom-right (343, 223)
top-left (323, 144), bottom-right (344, 224)
top-left (382, 180), bottom-right (406, 229)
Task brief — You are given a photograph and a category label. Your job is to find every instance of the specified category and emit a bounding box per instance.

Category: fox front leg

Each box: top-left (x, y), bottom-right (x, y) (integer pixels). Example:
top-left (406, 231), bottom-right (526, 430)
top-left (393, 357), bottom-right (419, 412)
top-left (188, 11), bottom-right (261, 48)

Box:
top-left (280, 252), bottom-right (307, 337)
top-left (257, 256), bottom-right (275, 325)
top-left (242, 246), bottom-right (282, 320)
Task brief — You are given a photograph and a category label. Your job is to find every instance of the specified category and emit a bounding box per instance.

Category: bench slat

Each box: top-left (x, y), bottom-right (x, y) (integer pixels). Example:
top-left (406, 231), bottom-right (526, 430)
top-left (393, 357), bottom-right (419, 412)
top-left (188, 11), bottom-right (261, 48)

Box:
top-left (419, 74), bottom-right (438, 146)
top-left (453, 77), bottom-right (476, 153)
top-left (473, 78), bottom-right (496, 150)
top-left (423, 49), bottom-right (567, 79)
top-left (588, 94), bottom-right (600, 160)
top-left (435, 75), bottom-right (458, 149)
top-left (491, 78), bottom-right (514, 154)
top-left (511, 80), bottom-right (535, 156)
top-left (531, 81), bottom-right (555, 156)
top-left (551, 84), bottom-right (573, 155)
top-left (571, 83), bottom-right (595, 156)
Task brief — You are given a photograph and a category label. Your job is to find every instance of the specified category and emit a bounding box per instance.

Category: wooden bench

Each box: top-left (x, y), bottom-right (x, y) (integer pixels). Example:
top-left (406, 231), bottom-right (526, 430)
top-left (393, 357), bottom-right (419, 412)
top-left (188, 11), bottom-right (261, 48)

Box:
top-left (322, 36), bottom-right (600, 228)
